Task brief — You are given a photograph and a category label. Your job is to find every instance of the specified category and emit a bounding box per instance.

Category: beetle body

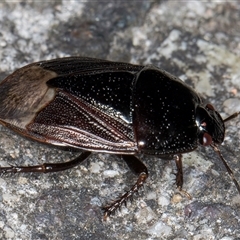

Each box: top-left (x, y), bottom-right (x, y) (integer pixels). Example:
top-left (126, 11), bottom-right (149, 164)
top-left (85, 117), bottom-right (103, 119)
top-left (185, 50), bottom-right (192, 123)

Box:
top-left (0, 57), bottom-right (237, 219)
top-left (0, 57), bottom-right (224, 155)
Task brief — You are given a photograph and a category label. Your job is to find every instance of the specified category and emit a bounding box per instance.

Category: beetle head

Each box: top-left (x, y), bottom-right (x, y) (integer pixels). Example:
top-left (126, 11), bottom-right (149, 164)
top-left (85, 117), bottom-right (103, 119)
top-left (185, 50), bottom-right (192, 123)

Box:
top-left (196, 104), bottom-right (225, 146)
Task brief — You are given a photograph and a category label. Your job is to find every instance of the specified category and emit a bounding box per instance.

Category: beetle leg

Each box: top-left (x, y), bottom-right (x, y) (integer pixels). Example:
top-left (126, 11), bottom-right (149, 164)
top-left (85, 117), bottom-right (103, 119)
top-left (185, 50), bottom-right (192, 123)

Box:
top-left (102, 155), bottom-right (148, 220)
top-left (0, 151), bottom-right (91, 173)
top-left (174, 154), bottom-right (192, 199)
top-left (174, 154), bottom-right (183, 190)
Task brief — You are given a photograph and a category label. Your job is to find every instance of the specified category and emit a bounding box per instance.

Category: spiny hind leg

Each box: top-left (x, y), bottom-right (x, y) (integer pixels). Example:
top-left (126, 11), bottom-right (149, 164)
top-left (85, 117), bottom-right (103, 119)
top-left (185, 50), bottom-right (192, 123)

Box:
top-left (102, 155), bottom-right (148, 220)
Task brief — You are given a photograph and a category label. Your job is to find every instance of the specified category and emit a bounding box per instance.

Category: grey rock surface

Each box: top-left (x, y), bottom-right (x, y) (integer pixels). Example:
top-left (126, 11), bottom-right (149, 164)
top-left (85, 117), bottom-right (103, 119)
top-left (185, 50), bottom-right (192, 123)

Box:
top-left (0, 1), bottom-right (239, 239)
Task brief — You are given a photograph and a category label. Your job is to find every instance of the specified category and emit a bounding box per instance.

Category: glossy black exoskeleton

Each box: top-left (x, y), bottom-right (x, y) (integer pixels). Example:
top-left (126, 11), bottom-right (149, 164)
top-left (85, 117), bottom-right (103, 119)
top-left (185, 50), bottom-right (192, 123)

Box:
top-left (0, 57), bottom-right (239, 219)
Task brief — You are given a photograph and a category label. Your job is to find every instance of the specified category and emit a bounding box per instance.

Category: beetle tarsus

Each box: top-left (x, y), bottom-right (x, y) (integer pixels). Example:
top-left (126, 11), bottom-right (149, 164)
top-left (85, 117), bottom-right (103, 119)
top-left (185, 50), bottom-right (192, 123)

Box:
top-left (177, 187), bottom-right (192, 200)
top-left (174, 154), bottom-right (192, 199)
top-left (102, 172), bottom-right (148, 220)
top-left (102, 155), bottom-right (148, 220)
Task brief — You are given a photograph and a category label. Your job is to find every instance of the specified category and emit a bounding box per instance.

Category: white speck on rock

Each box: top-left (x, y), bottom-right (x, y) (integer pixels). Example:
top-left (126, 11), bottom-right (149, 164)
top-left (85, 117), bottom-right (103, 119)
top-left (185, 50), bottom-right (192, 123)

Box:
top-left (158, 194), bottom-right (170, 207)
top-left (4, 226), bottom-right (15, 239)
top-left (103, 170), bottom-right (119, 178)
top-left (135, 205), bottom-right (157, 224)
top-left (90, 162), bottom-right (103, 173)
top-left (146, 220), bottom-right (172, 237)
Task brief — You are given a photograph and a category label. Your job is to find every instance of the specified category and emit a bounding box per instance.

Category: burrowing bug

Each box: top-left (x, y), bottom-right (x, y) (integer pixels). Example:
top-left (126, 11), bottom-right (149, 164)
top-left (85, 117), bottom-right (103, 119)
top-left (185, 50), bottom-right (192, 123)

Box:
top-left (0, 57), bottom-right (239, 219)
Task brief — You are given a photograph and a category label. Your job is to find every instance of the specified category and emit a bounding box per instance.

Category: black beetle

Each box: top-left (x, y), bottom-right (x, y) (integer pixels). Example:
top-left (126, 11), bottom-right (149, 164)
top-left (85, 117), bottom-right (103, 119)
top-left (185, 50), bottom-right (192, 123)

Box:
top-left (0, 57), bottom-right (239, 219)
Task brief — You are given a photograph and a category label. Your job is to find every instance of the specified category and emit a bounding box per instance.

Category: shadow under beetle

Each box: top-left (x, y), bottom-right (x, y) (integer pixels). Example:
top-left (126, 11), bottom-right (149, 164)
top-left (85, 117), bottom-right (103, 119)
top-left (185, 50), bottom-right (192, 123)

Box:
top-left (0, 57), bottom-right (239, 220)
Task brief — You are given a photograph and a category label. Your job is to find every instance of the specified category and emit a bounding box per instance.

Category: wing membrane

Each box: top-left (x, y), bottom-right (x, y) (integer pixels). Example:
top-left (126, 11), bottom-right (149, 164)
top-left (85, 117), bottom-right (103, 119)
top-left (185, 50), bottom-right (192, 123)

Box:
top-left (27, 90), bottom-right (137, 153)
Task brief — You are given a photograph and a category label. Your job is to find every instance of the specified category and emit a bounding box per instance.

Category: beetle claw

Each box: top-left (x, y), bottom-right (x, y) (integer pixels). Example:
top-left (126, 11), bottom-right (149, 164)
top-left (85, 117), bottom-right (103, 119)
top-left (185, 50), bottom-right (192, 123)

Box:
top-left (176, 187), bottom-right (192, 200)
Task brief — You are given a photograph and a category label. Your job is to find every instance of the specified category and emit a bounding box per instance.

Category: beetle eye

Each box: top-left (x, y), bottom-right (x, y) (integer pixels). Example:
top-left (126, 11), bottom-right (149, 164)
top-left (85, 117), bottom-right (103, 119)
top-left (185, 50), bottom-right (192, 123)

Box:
top-left (206, 104), bottom-right (215, 110)
top-left (202, 132), bottom-right (212, 146)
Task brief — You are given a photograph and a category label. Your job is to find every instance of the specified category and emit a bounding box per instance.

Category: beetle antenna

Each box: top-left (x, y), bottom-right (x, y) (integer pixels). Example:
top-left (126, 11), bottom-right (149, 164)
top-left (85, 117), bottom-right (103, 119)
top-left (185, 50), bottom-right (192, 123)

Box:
top-left (223, 111), bottom-right (240, 122)
top-left (211, 143), bottom-right (240, 194)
